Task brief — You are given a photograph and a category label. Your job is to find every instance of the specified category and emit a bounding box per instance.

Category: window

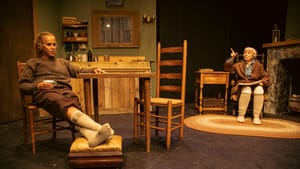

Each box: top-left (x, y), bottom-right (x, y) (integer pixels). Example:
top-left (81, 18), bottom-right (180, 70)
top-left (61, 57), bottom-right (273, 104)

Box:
top-left (92, 10), bottom-right (140, 48)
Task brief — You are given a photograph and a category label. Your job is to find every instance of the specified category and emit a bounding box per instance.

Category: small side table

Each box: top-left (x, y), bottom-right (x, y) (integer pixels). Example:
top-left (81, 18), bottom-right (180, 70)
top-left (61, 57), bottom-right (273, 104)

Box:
top-left (194, 71), bottom-right (230, 114)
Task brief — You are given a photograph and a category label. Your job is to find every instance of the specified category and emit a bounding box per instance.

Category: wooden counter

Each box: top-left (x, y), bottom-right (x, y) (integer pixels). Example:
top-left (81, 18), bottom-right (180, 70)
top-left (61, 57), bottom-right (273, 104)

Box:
top-left (70, 58), bottom-right (151, 114)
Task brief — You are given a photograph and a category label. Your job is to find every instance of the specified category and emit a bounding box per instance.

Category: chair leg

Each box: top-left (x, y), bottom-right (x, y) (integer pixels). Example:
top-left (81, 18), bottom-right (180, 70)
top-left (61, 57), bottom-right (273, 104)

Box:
top-left (133, 98), bottom-right (138, 142)
top-left (166, 102), bottom-right (172, 150)
top-left (179, 106), bottom-right (184, 141)
top-left (140, 112), bottom-right (145, 136)
top-left (133, 98), bottom-right (146, 141)
top-left (232, 102), bottom-right (238, 116)
top-left (52, 116), bottom-right (57, 140)
top-left (154, 106), bottom-right (160, 136)
top-left (71, 123), bottom-right (76, 140)
top-left (28, 108), bottom-right (36, 155)
top-left (22, 108), bottom-right (28, 145)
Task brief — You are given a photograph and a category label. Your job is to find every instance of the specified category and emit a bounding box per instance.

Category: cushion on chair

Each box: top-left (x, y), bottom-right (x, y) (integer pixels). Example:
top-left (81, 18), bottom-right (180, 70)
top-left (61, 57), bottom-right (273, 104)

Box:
top-left (150, 98), bottom-right (183, 105)
top-left (68, 135), bottom-right (123, 169)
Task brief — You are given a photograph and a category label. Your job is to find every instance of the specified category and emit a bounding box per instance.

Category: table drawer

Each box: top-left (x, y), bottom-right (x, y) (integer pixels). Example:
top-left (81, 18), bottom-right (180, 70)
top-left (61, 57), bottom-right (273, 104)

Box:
top-left (202, 74), bottom-right (228, 84)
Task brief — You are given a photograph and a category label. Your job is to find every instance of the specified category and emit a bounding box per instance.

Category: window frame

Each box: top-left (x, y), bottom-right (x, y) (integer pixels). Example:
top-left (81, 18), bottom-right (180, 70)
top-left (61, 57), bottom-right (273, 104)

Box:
top-left (91, 10), bottom-right (140, 48)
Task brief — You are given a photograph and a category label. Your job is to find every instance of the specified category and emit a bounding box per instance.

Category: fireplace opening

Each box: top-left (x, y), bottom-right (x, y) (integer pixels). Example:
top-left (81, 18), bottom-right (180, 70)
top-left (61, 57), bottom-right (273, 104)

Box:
top-left (280, 58), bottom-right (300, 112)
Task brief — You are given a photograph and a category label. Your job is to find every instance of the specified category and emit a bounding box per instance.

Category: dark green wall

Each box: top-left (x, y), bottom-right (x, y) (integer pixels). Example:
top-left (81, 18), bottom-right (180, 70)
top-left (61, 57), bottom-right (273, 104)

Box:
top-left (158, 0), bottom-right (288, 102)
top-left (285, 0), bottom-right (300, 39)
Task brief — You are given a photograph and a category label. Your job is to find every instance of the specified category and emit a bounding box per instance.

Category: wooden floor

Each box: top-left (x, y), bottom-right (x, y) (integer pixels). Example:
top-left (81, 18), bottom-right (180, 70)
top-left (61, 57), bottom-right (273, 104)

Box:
top-left (0, 103), bottom-right (300, 169)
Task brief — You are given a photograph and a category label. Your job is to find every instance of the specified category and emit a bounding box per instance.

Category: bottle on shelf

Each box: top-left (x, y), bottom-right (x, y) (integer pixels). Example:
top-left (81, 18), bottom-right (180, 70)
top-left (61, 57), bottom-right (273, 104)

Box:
top-left (69, 52), bottom-right (74, 62)
top-left (87, 50), bottom-right (93, 62)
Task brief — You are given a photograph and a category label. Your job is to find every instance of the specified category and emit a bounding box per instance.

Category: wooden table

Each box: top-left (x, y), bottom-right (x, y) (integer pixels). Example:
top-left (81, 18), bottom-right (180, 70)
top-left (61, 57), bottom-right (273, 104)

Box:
top-left (76, 72), bottom-right (155, 152)
top-left (71, 60), bottom-right (151, 114)
top-left (194, 71), bottom-right (229, 114)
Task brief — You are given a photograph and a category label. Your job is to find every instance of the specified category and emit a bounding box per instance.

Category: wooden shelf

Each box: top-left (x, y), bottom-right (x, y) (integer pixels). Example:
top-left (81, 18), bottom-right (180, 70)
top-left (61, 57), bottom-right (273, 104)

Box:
top-left (63, 24), bottom-right (87, 28)
top-left (63, 37), bottom-right (87, 43)
top-left (62, 23), bottom-right (88, 44)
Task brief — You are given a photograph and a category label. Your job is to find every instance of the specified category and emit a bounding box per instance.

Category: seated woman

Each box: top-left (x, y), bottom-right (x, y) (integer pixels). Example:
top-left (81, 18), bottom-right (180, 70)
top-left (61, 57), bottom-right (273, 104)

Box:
top-left (224, 47), bottom-right (270, 124)
top-left (18, 32), bottom-right (114, 147)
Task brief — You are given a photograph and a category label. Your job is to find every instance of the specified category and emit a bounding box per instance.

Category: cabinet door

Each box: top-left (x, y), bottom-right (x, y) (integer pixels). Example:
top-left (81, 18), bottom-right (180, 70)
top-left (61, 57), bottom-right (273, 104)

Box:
top-left (98, 78), bottom-right (139, 114)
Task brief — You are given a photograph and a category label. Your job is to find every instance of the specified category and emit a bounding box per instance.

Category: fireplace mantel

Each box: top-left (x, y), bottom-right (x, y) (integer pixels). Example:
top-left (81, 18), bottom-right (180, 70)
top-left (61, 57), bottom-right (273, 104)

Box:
top-left (262, 39), bottom-right (300, 48)
top-left (262, 39), bottom-right (300, 114)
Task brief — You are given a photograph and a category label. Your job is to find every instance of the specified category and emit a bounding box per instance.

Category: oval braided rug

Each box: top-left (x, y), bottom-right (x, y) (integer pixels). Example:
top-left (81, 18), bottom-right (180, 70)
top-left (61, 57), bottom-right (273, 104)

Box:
top-left (184, 114), bottom-right (300, 138)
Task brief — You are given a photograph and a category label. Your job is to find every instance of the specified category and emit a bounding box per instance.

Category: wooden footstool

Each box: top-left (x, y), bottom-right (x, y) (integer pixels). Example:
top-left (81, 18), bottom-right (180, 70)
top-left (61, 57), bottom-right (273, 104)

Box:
top-left (68, 135), bottom-right (123, 169)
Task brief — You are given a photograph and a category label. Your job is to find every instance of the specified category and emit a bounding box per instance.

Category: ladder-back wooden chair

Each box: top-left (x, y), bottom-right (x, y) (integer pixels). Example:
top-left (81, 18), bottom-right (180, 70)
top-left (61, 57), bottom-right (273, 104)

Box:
top-left (228, 53), bottom-right (268, 117)
top-left (134, 40), bottom-right (187, 151)
top-left (17, 61), bottom-right (75, 154)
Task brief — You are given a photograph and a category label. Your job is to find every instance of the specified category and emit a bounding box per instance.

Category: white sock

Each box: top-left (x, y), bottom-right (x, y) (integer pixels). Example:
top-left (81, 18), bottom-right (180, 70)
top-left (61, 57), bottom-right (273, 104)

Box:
top-left (238, 93), bottom-right (251, 117)
top-left (76, 123), bottom-right (113, 147)
top-left (253, 94), bottom-right (264, 118)
top-left (70, 110), bottom-right (101, 131)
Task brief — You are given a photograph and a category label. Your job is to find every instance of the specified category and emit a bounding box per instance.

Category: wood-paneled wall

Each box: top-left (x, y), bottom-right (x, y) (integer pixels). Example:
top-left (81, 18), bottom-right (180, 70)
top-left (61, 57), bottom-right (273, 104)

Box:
top-left (0, 0), bottom-right (34, 124)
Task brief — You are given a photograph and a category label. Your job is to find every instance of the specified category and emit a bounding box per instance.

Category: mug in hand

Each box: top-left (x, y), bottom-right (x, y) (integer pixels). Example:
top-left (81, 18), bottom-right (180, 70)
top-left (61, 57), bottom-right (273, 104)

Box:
top-left (43, 80), bottom-right (57, 87)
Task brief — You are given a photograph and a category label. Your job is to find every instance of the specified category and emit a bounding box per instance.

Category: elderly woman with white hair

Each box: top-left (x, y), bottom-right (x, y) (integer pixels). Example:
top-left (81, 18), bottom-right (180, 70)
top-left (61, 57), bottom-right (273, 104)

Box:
top-left (224, 47), bottom-right (270, 124)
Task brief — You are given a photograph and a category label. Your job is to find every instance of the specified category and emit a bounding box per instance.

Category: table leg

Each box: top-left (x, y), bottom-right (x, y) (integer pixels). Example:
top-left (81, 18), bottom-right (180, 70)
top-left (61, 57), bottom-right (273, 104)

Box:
top-left (83, 79), bottom-right (92, 117)
top-left (92, 79), bottom-right (99, 122)
top-left (199, 86), bottom-right (203, 114)
top-left (138, 78), bottom-right (145, 137)
top-left (224, 86), bottom-right (228, 114)
top-left (144, 78), bottom-right (151, 153)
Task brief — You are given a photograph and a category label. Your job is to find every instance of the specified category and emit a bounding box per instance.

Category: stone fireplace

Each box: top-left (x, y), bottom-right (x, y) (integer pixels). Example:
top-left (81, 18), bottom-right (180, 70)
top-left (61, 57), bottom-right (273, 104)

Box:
top-left (263, 39), bottom-right (300, 115)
